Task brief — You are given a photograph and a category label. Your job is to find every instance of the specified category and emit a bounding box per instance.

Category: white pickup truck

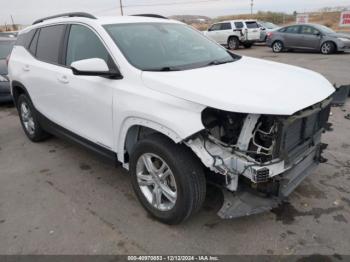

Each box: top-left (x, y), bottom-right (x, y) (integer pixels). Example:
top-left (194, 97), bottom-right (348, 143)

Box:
top-left (203, 20), bottom-right (261, 49)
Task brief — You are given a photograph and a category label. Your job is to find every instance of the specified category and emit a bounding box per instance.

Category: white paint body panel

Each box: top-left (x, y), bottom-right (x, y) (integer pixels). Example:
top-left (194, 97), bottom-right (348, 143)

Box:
top-left (142, 56), bottom-right (334, 115)
top-left (71, 58), bottom-right (109, 72)
top-left (9, 15), bottom-right (335, 166)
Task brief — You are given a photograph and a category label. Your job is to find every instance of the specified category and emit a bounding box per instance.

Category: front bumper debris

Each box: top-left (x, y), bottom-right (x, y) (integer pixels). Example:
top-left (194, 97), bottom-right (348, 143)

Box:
top-left (218, 145), bottom-right (321, 219)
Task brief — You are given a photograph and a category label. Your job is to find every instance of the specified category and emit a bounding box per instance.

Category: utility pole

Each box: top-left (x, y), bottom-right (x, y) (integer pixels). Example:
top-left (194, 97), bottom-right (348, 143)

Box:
top-left (119, 0), bottom-right (124, 16)
top-left (250, 0), bottom-right (254, 16)
top-left (10, 15), bottom-right (15, 30)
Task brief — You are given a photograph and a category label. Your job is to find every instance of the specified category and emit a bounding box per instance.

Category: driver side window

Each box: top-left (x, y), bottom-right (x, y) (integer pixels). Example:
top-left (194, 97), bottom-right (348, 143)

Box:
top-left (66, 24), bottom-right (111, 67)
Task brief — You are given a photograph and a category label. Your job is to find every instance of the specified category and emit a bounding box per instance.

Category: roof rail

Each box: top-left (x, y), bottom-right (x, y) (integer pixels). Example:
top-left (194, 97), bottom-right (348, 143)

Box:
top-left (33, 12), bottom-right (96, 25)
top-left (132, 14), bottom-right (168, 19)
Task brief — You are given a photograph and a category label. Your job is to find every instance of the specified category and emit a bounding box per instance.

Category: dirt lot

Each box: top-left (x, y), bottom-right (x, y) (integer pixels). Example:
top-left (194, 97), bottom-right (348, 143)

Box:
top-left (1, 45), bottom-right (350, 256)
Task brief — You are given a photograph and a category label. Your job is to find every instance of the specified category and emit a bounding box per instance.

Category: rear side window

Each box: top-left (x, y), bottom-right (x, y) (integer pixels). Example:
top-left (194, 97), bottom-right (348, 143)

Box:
top-left (15, 29), bottom-right (36, 48)
top-left (28, 30), bottom-right (39, 55)
top-left (220, 23), bottom-right (232, 30)
top-left (234, 22), bottom-right (244, 29)
top-left (285, 26), bottom-right (300, 34)
top-left (36, 25), bottom-right (66, 64)
top-left (245, 22), bottom-right (259, 29)
top-left (66, 24), bottom-right (110, 66)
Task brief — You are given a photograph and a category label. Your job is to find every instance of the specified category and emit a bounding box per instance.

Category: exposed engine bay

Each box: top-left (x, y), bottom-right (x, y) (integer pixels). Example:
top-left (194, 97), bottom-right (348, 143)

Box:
top-left (185, 97), bottom-right (332, 218)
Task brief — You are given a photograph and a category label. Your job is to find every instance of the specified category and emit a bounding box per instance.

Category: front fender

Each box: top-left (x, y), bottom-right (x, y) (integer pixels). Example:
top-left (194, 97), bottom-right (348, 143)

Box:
top-left (113, 87), bottom-right (206, 163)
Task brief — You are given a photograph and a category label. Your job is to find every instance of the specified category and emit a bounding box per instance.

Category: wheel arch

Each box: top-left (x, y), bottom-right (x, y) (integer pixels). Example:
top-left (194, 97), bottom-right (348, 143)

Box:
top-left (117, 118), bottom-right (191, 166)
top-left (321, 40), bottom-right (338, 52)
top-left (227, 35), bottom-right (239, 43)
top-left (11, 80), bottom-right (30, 106)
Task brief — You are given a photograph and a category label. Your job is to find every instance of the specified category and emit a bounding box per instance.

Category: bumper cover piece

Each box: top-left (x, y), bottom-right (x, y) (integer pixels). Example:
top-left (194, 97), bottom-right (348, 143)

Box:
top-left (218, 146), bottom-right (320, 219)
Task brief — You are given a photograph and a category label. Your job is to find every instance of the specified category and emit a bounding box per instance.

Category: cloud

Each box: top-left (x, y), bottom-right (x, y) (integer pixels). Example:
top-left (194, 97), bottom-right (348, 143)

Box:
top-left (1, 0), bottom-right (349, 24)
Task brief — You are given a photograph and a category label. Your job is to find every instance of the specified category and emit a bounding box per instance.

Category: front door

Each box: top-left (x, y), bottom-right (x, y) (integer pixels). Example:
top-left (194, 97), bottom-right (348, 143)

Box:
top-left (299, 26), bottom-right (322, 50)
top-left (56, 24), bottom-right (117, 149)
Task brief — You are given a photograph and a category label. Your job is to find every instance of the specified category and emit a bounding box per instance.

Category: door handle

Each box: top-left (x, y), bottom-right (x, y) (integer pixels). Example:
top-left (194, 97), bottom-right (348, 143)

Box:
top-left (23, 65), bottom-right (30, 72)
top-left (58, 75), bottom-right (69, 84)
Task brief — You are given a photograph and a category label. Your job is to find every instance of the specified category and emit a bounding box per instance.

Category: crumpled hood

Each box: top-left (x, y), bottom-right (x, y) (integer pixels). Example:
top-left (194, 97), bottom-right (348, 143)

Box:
top-left (142, 56), bottom-right (335, 115)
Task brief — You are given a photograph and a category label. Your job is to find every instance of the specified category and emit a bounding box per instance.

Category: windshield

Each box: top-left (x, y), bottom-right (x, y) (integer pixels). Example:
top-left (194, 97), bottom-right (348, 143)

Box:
top-left (246, 21), bottom-right (259, 29)
top-left (0, 41), bottom-right (15, 59)
top-left (315, 25), bottom-right (336, 34)
top-left (104, 23), bottom-right (238, 71)
top-left (261, 22), bottom-right (278, 29)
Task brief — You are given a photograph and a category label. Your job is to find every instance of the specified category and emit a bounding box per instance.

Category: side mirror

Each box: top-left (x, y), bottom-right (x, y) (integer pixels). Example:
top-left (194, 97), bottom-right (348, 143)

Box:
top-left (71, 58), bottom-right (122, 78)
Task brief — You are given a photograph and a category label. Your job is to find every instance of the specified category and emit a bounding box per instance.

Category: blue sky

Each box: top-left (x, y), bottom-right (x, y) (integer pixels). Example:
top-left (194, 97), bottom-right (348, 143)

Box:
top-left (1, 0), bottom-right (350, 24)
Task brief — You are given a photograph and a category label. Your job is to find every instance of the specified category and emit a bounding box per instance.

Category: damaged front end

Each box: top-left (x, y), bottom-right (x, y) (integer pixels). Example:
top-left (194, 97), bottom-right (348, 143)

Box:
top-left (185, 97), bottom-right (332, 219)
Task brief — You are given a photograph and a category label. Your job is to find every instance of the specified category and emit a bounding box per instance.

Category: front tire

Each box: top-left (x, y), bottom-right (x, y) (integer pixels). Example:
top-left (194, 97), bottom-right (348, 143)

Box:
top-left (272, 41), bottom-right (284, 53)
top-left (130, 134), bottom-right (206, 224)
top-left (321, 42), bottom-right (335, 55)
top-left (17, 94), bottom-right (49, 142)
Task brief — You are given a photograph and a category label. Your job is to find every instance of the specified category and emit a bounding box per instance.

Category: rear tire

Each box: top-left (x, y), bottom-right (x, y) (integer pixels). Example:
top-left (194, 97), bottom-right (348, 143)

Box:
top-left (272, 41), bottom-right (284, 53)
top-left (228, 37), bottom-right (239, 50)
top-left (321, 41), bottom-right (336, 55)
top-left (17, 94), bottom-right (49, 142)
top-left (129, 134), bottom-right (206, 224)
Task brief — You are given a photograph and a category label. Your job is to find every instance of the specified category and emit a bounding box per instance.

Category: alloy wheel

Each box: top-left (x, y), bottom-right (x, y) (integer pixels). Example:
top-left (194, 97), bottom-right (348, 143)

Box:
top-left (20, 102), bottom-right (35, 135)
top-left (273, 42), bottom-right (283, 52)
top-left (136, 153), bottom-right (177, 211)
top-left (321, 43), bottom-right (331, 54)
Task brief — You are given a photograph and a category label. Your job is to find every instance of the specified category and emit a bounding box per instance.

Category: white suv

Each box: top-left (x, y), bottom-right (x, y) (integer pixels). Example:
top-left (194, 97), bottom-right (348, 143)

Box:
top-left (9, 13), bottom-right (335, 224)
top-left (204, 20), bottom-right (261, 49)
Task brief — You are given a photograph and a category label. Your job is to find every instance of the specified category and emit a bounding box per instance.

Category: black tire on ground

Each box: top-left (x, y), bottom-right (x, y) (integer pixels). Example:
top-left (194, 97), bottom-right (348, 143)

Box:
top-left (272, 40), bottom-right (284, 53)
top-left (17, 94), bottom-right (50, 142)
top-left (228, 37), bottom-right (240, 50)
top-left (129, 133), bottom-right (206, 224)
top-left (243, 43), bottom-right (253, 48)
top-left (321, 41), bottom-right (336, 55)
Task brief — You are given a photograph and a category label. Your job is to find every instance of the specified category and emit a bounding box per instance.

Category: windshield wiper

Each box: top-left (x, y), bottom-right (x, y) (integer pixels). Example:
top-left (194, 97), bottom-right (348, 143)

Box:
top-left (146, 66), bottom-right (181, 72)
top-left (206, 59), bottom-right (234, 66)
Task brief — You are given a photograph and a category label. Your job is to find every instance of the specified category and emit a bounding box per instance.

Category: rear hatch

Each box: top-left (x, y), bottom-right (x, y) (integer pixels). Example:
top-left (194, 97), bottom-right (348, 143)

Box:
top-left (245, 21), bottom-right (260, 41)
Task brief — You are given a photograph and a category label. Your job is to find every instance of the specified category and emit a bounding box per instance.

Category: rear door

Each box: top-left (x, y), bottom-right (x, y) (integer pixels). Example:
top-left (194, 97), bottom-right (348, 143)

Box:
top-left (244, 21), bottom-right (260, 41)
top-left (55, 24), bottom-right (116, 148)
top-left (21, 24), bottom-right (68, 123)
top-left (299, 25), bottom-right (322, 50)
top-left (283, 25), bottom-right (301, 48)
top-left (216, 22), bottom-right (232, 44)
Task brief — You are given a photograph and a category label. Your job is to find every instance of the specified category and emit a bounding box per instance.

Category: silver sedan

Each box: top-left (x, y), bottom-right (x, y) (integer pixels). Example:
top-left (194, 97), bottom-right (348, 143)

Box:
top-left (266, 23), bottom-right (350, 54)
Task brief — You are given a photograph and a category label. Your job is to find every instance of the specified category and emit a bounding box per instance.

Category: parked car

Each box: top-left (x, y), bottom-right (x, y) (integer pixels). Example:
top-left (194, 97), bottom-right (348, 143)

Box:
top-left (9, 13), bottom-right (335, 224)
top-left (203, 20), bottom-right (261, 49)
top-left (257, 21), bottom-right (280, 42)
top-left (0, 31), bottom-right (18, 38)
top-left (0, 37), bottom-right (16, 102)
top-left (267, 23), bottom-right (350, 54)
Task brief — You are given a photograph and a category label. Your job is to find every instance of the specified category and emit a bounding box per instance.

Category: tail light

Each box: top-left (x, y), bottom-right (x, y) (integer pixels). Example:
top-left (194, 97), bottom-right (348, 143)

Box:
top-left (266, 32), bottom-right (273, 38)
